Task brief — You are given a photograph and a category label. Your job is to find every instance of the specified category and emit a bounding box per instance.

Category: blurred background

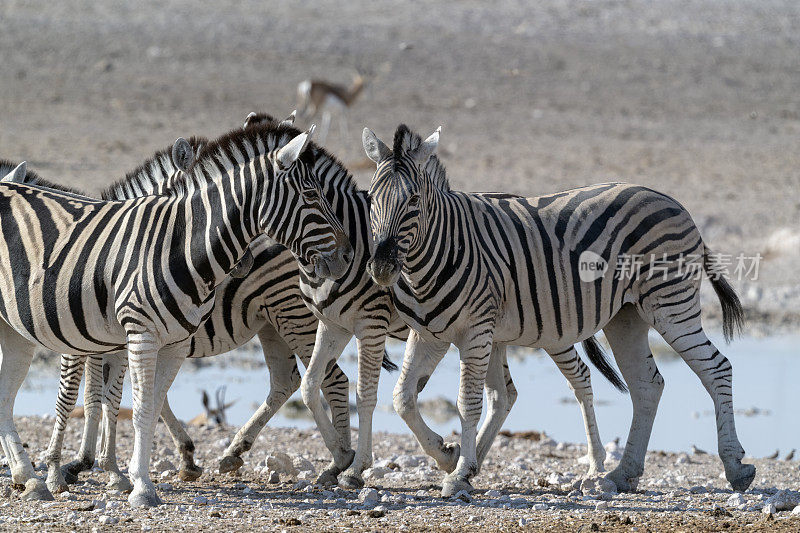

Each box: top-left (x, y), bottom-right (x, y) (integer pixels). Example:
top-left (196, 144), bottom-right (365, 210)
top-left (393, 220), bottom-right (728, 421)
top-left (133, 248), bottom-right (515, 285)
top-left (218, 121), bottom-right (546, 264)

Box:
top-left (2, 0), bottom-right (799, 454)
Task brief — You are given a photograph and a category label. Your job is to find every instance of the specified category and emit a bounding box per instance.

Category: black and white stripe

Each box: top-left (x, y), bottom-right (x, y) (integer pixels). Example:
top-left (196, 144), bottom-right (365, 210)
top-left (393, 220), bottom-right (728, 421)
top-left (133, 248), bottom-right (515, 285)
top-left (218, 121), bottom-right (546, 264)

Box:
top-left (364, 124), bottom-right (751, 496)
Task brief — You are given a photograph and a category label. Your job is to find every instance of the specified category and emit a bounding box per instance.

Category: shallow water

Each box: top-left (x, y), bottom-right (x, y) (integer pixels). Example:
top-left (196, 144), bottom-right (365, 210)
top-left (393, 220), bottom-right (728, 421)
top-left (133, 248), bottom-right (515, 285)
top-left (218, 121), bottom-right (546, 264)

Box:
top-left (16, 334), bottom-right (798, 458)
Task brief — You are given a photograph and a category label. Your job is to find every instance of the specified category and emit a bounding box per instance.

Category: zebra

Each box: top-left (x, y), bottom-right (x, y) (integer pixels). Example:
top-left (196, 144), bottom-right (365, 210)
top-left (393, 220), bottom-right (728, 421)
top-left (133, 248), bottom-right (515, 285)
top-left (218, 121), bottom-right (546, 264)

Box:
top-left (363, 124), bottom-right (753, 497)
top-left (33, 113), bottom-right (393, 493)
top-left (0, 122), bottom-right (351, 506)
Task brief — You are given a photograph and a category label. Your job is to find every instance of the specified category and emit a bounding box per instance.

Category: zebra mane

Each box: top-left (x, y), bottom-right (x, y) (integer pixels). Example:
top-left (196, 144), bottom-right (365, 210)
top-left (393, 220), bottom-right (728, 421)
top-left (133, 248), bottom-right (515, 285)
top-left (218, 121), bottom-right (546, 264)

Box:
top-left (100, 136), bottom-right (208, 200)
top-left (178, 121), bottom-right (359, 195)
top-left (392, 124), bottom-right (450, 192)
top-left (0, 158), bottom-right (86, 195)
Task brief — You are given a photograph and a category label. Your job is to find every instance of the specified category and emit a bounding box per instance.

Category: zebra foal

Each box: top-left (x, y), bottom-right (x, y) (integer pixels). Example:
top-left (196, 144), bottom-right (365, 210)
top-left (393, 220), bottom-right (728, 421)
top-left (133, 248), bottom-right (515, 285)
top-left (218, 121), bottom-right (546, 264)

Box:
top-left (364, 124), bottom-right (753, 496)
top-left (0, 123), bottom-right (350, 505)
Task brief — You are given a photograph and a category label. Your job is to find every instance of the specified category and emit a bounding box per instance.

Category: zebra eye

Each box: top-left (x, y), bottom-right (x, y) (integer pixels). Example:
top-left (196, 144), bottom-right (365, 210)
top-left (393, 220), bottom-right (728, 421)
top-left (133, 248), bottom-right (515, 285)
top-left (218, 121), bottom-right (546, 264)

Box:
top-left (302, 188), bottom-right (318, 200)
top-left (408, 194), bottom-right (420, 207)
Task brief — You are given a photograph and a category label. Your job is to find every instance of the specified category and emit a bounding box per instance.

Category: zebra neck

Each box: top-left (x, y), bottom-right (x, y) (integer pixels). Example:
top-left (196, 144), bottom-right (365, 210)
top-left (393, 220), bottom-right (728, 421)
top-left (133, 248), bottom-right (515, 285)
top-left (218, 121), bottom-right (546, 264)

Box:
top-left (402, 188), bottom-right (457, 292)
top-left (184, 178), bottom-right (258, 288)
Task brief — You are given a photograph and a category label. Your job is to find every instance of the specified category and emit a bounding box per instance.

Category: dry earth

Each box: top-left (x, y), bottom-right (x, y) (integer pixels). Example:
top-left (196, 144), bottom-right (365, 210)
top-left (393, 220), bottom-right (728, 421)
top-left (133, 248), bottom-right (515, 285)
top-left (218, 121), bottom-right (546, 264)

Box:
top-left (1, 417), bottom-right (800, 532)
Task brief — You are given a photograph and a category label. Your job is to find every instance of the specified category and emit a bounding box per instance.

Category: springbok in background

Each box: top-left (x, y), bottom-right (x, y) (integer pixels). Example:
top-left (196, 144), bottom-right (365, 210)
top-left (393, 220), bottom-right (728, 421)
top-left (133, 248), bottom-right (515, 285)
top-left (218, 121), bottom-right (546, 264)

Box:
top-left (296, 70), bottom-right (368, 144)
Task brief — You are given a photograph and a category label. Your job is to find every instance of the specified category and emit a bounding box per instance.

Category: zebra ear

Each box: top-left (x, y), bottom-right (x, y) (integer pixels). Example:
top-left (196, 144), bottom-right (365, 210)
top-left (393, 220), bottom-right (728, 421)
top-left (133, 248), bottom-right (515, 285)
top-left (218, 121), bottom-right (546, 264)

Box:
top-left (362, 128), bottom-right (391, 163)
top-left (280, 110), bottom-right (297, 127)
top-left (243, 112), bottom-right (259, 130)
top-left (410, 126), bottom-right (441, 165)
top-left (2, 161), bottom-right (26, 182)
top-left (171, 138), bottom-right (195, 172)
top-left (274, 125), bottom-right (315, 171)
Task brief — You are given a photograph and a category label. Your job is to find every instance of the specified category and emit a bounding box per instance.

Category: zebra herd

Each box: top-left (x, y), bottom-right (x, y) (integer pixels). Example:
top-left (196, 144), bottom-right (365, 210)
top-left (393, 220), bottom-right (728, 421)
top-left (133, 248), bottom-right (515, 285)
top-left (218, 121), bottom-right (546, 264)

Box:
top-left (0, 112), bottom-right (754, 507)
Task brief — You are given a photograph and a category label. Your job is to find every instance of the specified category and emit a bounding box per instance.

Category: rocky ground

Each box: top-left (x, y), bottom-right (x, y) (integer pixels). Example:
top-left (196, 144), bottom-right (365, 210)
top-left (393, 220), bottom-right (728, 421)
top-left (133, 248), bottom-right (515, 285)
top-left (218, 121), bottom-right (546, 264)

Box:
top-left (1, 416), bottom-right (799, 531)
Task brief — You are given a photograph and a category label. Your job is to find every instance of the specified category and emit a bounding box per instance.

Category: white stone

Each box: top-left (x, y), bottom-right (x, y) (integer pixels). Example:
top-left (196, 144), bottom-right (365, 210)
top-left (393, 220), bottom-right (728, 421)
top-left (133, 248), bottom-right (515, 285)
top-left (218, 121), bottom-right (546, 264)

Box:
top-left (153, 459), bottom-right (175, 472)
top-left (727, 493), bottom-right (746, 508)
top-left (291, 455), bottom-right (316, 473)
top-left (395, 455), bottom-right (422, 468)
top-left (762, 503), bottom-right (776, 515)
top-left (531, 503), bottom-right (548, 511)
top-left (363, 466), bottom-right (391, 480)
top-left (155, 483), bottom-right (173, 491)
top-left (791, 505), bottom-right (800, 515)
top-left (98, 515), bottom-right (119, 525)
top-left (267, 453), bottom-right (299, 477)
top-left (595, 501), bottom-right (609, 510)
top-left (359, 488), bottom-right (379, 503)
top-left (485, 489), bottom-right (502, 498)
top-left (765, 489), bottom-right (800, 511)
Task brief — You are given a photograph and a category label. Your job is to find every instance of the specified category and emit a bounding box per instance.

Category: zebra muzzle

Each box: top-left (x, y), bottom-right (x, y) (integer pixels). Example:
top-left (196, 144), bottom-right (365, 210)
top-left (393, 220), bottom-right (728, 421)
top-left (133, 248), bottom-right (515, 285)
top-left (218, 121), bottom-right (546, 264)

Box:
top-left (366, 257), bottom-right (401, 287)
top-left (313, 241), bottom-right (352, 280)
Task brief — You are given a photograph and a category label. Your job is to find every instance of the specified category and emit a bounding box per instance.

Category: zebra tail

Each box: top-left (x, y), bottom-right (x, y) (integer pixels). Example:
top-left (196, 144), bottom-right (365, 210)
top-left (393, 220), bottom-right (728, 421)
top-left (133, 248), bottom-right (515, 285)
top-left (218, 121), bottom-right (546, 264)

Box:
top-left (581, 336), bottom-right (628, 394)
top-left (381, 350), bottom-right (399, 372)
top-left (703, 249), bottom-right (745, 343)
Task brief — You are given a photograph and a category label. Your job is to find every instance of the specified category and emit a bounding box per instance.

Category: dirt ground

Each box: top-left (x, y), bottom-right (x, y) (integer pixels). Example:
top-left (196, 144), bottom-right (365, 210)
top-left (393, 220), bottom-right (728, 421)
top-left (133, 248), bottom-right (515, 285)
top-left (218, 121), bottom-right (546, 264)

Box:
top-left (1, 0), bottom-right (800, 530)
top-left (2, 417), bottom-right (800, 532)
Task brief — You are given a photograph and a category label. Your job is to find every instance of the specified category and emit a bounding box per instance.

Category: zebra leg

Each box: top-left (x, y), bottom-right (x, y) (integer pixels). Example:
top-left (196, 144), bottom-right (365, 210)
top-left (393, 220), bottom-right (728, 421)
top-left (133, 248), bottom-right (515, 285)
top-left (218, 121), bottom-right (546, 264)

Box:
top-left (393, 330), bottom-right (455, 472)
top-left (339, 332), bottom-right (388, 489)
top-left (126, 335), bottom-right (186, 507)
top-left (602, 304), bottom-right (663, 492)
top-left (653, 313), bottom-right (754, 491)
top-left (45, 354), bottom-right (86, 493)
top-left (476, 344), bottom-right (516, 469)
top-left (0, 320), bottom-right (52, 500)
top-left (97, 351), bottom-right (133, 491)
top-left (220, 327), bottom-right (300, 474)
top-left (316, 360), bottom-right (352, 485)
top-left (300, 320), bottom-right (355, 472)
top-left (442, 334), bottom-right (492, 498)
top-left (63, 355), bottom-right (104, 482)
top-left (546, 346), bottom-right (606, 474)
top-left (441, 334), bottom-right (493, 498)
top-left (159, 396), bottom-right (202, 481)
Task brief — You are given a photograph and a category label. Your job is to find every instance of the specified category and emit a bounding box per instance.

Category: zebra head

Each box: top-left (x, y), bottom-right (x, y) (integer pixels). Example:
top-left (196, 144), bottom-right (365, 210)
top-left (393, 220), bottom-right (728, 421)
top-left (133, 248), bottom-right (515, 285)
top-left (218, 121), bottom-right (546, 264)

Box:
top-left (264, 126), bottom-right (354, 279)
top-left (363, 124), bottom-right (440, 287)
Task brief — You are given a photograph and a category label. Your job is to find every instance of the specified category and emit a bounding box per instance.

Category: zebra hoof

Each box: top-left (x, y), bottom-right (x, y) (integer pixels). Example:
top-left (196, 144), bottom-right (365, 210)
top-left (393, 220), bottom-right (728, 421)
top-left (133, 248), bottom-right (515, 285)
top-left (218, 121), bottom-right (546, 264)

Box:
top-left (727, 463), bottom-right (756, 492)
top-left (128, 484), bottom-right (162, 507)
top-left (436, 442), bottom-right (461, 473)
top-left (441, 475), bottom-right (473, 498)
top-left (338, 471), bottom-right (364, 490)
top-left (107, 474), bottom-right (134, 493)
top-left (46, 469), bottom-right (69, 495)
top-left (178, 463), bottom-right (203, 481)
top-left (21, 479), bottom-right (54, 501)
top-left (604, 469), bottom-right (638, 493)
top-left (218, 455), bottom-right (244, 474)
top-left (316, 469), bottom-right (339, 487)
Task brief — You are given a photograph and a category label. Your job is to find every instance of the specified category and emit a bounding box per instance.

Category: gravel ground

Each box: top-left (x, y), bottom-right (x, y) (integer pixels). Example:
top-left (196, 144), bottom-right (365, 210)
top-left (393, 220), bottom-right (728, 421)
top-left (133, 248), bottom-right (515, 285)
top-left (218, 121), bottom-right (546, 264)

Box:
top-left (2, 417), bottom-right (800, 531)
